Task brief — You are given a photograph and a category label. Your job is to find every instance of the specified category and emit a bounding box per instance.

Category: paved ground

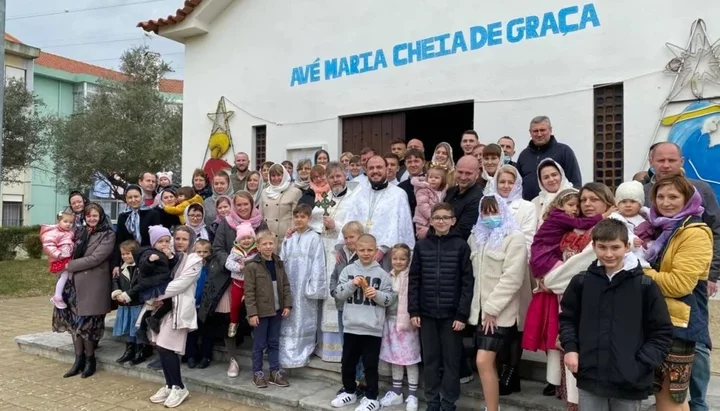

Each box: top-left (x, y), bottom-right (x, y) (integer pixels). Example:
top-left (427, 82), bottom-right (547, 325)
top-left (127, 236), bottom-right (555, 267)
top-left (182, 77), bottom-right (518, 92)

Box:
top-left (0, 296), bottom-right (261, 411)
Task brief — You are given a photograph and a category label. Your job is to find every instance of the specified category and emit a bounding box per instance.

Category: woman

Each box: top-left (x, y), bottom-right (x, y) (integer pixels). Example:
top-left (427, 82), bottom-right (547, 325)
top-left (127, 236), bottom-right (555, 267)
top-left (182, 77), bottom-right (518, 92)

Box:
top-left (185, 203), bottom-right (211, 241)
top-left (432, 142), bottom-right (456, 187)
top-left (644, 176), bottom-right (712, 410)
top-left (155, 188), bottom-right (182, 229)
top-left (204, 170), bottom-right (234, 226)
top-left (53, 203), bottom-right (115, 379)
top-left (300, 165), bottom-right (330, 207)
top-left (142, 226), bottom-right (203, 408)
top-left (261, 164), bottom-right (302, 252)
top-left (246, 171), bottom-right (262, 207)
top-left (260, 161), bottom-right (275, 187)
top-left (115, 185), bottom-right (161, 274)
top-left (294, 159), bottom-right (313, 192)
top-left (340, 152), bottom-right (353, 170)
top-left (315, 149), bottom-right (330, 167)
top-left (192, 168), bottom-right (213, 200)
top-left (531, 159), bottom-right (574, 224)
top-left (68, 191), bottom-right (89, 236)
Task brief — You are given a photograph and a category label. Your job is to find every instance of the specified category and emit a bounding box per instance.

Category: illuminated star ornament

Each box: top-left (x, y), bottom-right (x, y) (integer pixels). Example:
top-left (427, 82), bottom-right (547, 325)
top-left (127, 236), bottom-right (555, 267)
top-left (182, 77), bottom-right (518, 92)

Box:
top-left (203, 97), bottom-right (235, 181)
top-left (207, 96), bottom-right (235, 134)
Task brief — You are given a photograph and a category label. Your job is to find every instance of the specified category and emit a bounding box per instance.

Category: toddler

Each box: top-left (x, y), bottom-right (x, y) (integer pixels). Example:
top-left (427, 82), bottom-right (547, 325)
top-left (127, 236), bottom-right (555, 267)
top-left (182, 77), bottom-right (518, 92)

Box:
top-left (411, 163), bottom-right (448, 239)
top-left (226, 222), bottom-right (259, 337)
top-left (40, 210), bottom-right (76, 309)
top-left (111, 240), bottom-right (147, 364)
top-left (530, 189), bottom-right (613, 278)
top-left (379, 244), bottom-right (421, 411)
top-left (162, 186), bottom-right (203, 224)
top-left (610, 181), bottom-right (654, 263)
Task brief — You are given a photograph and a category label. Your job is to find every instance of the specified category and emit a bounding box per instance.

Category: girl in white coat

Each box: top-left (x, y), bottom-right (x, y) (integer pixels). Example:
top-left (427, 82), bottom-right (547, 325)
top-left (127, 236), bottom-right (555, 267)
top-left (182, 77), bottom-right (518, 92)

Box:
top-left (469, 194), bottom-right (530, 411)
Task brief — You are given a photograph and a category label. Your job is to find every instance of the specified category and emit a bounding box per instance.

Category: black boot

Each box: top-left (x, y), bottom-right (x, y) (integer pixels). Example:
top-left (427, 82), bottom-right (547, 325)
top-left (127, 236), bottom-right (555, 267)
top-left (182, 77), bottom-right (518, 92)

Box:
top-left (510, 367), bottom-right (521, 393)
top-left (63, 354), bottom-right (86, 378)
top-left (81, 355), bottom-right (96, 378)
top-left (130, 344), bottom-right (152, 365)
top-left (543, 383), bottom-right (557, 396)
top-left (116, 342), bottom-right (136, 363)
top-left (498, 364), bottom-right (518, 396)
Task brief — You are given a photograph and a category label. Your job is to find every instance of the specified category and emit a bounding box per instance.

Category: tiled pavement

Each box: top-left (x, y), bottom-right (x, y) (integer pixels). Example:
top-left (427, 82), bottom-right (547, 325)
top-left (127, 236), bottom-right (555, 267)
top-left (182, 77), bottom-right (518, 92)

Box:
top-left (0, 296), bottom-right (261, 411)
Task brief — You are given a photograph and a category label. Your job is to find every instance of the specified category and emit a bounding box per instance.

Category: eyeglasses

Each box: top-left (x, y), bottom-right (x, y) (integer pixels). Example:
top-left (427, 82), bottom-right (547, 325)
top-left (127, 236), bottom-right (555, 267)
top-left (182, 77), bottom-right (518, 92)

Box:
top-left (431, 216), bottom-right (454, 222)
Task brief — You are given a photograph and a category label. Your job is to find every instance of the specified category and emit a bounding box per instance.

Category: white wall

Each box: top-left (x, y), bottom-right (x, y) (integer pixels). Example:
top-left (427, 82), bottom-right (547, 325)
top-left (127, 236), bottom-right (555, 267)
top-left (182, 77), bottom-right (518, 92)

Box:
top-left (179, 0), bottom-right (720, 184)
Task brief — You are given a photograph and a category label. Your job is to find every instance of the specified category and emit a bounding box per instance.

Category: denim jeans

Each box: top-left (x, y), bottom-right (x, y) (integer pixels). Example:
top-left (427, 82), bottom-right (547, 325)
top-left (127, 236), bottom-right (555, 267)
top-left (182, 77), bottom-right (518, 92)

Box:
top-left (338, 311), bottom-right (365, 382)
top-left (578, 389), bottom-right (641, 411)
top-left (252, 312), bottom-right (282, 373)
top-left (689, 342), bottom-right (710, 411)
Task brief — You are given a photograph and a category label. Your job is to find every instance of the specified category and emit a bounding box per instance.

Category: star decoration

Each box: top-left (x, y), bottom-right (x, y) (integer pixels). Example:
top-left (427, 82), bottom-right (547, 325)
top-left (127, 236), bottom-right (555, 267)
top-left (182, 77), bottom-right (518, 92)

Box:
top-left (207, 97), bottom-right (235, 134)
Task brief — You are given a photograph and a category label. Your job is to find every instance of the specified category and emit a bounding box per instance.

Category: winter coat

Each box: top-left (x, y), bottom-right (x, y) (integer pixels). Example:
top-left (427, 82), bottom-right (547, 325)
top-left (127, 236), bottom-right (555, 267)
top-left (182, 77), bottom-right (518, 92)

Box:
top-left (398, 176), bottom-right (419, 222)
top-left (408, 231), bottom-right (474, 322)
top-left (195, 185), bottom-right (213, 200)
top-left (163, 194), bottom-right (204, 225)
top-left (411, 176), bottom-right (446, 229)
top-left (259, 186), bottom-right (302, 253)
top-left (516, 136), bottom-right (582, 201)
top-left (125, 247), bottom-right (175, 302)
top-left (507, 198), bottom-right (539, 254)
top-left (40, 224), bottom-right (74, 262)
top-left (559, 255), bottom-right (673, 400)
top-left (226, 245), bottom-right (258, 281)
top-left (299, 187), bottom-right (316, 208)
top-left (444, 183), bottom-right (484, 241)
top-left (154, 206), bottom-right (181, 230)
top-left (244, 254), bottom-right (293, 319)
top-left (389, 267), bottom-right (413, 332)
top-left (114, 208), bottom-right (161, 269)
top-left (112, 263), bottom-right (143, 307)
top-left (329, 243), bottom-right (358, 310)
top-left (67, 230), bottom-right (115, 316)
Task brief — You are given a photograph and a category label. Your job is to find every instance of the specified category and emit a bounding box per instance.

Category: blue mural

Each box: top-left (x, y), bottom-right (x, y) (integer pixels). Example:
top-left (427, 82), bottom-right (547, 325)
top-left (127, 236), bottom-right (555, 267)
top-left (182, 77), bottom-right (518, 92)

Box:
top-left (663, 101), bottom-right (720, 198)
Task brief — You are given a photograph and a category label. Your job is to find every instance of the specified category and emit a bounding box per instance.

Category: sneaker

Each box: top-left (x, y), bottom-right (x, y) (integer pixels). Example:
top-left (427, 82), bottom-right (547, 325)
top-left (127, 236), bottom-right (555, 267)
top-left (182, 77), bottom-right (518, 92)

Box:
top-left (460, 374), bottom-right (474, 384)
top-left (253, 371), bottom-right (268, 388)
top-left (269, 370), bottom-right (289, 387)
top-left (163, 385), bottom-right (189, 408)
top-left (405, 395), bottom-right (419, 411)
top-left (227, 358), bottom-right (239, 378)
top-left (149, 385), bottom-right (172, 403)
top-left (228, 323), bottom-right (238, 337)
top-left (355, 397), bottom-right (380, 411)
top-left (330, 392), bottom-right (357, 408)
top-left (380, 391), bottom-right (404, 407)
top-left (50, 296), bottom-right (67, 309)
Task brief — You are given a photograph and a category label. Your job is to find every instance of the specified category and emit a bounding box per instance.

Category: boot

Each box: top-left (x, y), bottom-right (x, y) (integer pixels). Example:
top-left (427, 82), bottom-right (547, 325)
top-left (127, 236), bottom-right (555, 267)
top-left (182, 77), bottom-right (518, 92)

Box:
top-left (498, 364), bottom-right (518, 396)
top-left (116, 342), bottom-right (136, 363)
top-left (81, 355), bottom-right (96, 378)
top-left (63, 354), bottom-right (86, 378)
top-left (510, 367), bottom-right (521, 393)
top-left (130, 344), bottom-right (152, 365)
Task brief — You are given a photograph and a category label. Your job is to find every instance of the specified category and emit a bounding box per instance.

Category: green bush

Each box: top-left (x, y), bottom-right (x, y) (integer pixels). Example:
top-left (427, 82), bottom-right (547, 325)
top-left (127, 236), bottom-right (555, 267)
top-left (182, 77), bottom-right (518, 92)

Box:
top-left (23, 234), bottom-right (44, 259)
top-left (0, 226), bottom-right (41, 261)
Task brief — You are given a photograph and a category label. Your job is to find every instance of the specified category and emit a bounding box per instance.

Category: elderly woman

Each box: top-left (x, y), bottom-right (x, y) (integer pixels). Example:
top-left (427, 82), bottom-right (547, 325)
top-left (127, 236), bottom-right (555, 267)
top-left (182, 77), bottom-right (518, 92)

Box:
top-left (531, 159), bottom-right (574, 224)
top-left (53, 203), bottom-right (115, 379)
top-left (261, 164), bottom-right (302, 252)
top-left (644, 176), bottom-right (712, 411)
top-left (114, 184), bottom-right (160, 275)
top-left (204, 170), bottom-right (234, 226)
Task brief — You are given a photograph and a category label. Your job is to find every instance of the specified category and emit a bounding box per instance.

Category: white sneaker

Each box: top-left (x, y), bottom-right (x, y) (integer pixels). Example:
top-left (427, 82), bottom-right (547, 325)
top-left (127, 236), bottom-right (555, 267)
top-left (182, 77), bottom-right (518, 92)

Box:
top-left (331, 391), bottom-right (358, 408)
top-left (406, 395), bottom-right (419, 411)
top-left (163, 385), bottom-right (189, 408)
top-left (380, 391), bottom-right (404, 406)
top-left (149, 385), bottom-right (172, 403)
top-left (227, 358), bottom-right (239, 378)
top-left (355, 397), bottom-right (381, 411)
top-left (460, 374), bottom-right (474, 384)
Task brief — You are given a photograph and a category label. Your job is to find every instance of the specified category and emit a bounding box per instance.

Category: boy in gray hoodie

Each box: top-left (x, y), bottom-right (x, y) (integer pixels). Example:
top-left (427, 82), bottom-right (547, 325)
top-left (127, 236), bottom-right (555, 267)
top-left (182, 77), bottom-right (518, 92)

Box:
top-left (331, 234), bottom-right (395, 411)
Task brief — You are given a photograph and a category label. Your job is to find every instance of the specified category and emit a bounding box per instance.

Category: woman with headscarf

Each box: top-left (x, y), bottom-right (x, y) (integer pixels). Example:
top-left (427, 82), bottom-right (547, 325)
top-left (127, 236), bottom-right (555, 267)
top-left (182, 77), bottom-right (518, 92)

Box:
top-left (114, 185), bottom-right (161, 276)
top-left (68, 191), bottom-right (89, 236)
top-left (192, 168), bottom-right (213, 200)
top-left (155, 187), bottom-right (182, 229)
top-left (432, 142), bottom-right (456, 187)
top-left (245, 171), bottom-right (263, 207)
top-left (294, 159), bottom-right (313, 192)
top-left (184, 203), bottom-right (211, 242)
top-left (203, 170), bottom-right (235, 226)
top-left (260, 164), bottom-right (302, 252)
top-left (531, 159), bottom-right (574, 225)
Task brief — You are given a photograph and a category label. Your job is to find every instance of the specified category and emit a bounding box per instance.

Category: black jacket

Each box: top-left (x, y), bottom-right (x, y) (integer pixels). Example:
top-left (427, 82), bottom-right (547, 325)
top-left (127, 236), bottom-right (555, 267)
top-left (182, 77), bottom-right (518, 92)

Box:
top-left (408, 231), bottom-right (474, 322)
top-left (197, 253), bottom-right (232, 323)
top-left (126, 247), bottom-right (177, 301)
top-left (516, 136), bottom-right (582, 201)
top-left (155, 206), bottom-right (181, 230)
top-left (444, 183), bottom-right (484, 241)
top-left (299, 188), bottom-right (316, 208)
top-left (114, 208), bottom-right (161, 269)
top-left (559, 260), bottom-right (672, 400)
top-left (398, 176), bottom-right (419, 222)
top-left (112, 264), bottom-right (143, 306)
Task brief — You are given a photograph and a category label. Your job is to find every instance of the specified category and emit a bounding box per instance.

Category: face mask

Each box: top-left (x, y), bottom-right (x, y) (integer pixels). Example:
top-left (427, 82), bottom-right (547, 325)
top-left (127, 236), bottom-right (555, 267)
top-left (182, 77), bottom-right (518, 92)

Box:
top-left (481, 216), bottom-right (503, 229)
top-left (503, 155), bottom-right (512, 165)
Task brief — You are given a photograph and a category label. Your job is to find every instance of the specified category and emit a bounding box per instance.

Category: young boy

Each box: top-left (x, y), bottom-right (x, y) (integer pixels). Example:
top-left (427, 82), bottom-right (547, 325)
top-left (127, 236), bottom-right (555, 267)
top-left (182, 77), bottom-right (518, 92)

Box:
top-left (559, 219), bottom-right (672, 410)
top-left (244, 231), bottom-right (292, 388)
top-left (331, 234), bottom-right (395, 411)
top-left (162, 186), bottom-right (203, 224)
top-left (408, 203), bottom-right (474, 411)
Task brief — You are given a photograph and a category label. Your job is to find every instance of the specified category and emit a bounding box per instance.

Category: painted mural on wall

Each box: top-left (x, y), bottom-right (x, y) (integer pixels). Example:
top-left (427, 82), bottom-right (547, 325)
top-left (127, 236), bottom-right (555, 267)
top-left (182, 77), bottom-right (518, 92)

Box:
top-left (203, 97), bottom-right (234, 181)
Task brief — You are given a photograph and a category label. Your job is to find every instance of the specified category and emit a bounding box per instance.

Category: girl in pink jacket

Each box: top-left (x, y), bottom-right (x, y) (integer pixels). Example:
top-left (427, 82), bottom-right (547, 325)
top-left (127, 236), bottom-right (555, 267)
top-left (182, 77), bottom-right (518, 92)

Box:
top-left (411, 163), bottom-right (448, 239)
top-left (40, 211), bottom-right (76, 309)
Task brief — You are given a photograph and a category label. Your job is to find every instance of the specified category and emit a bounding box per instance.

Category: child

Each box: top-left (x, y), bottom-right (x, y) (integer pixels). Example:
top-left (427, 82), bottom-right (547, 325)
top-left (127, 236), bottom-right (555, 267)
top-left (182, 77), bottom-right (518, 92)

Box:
top-left (156, 171), bottom-right (174, 191)
top-left (411, 163), bottom-right (448, 239)
top-left (469, 195), bottom-right (529, 411)
top-left (226, 222), bottom-right (259, 337)
top-left (279, 203), bottom-right (327, 368)
top-left (530, 189), bottom-right (614, 278)
top-left (185, 239), bottom-right (217, 370)
top-left (379, 244), bottom-right (421, 411)
top-left (408, 203), bottom-right (474, 411)
top-left (331, 234), bottom-right (395, 411)
top-left (40, 211), bottom-right (75, 309)
top-left (111, 240), bottom-right (146, 364)
top-left (610, 181), bottom-right (654, 262)
top-left (119, 225), bottom-right (177, 334)
top-left (559, 219), bottom-right (672, 411)
top-left (162, 186), bottom-right (203, 224)
top-left (244, 230), bottom-right (293, 388)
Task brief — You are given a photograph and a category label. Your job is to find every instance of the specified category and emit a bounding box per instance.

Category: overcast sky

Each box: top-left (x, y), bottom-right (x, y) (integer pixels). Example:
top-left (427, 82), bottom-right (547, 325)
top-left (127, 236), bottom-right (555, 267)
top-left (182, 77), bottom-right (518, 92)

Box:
top-left (7, 0), bottom-right (185, 79)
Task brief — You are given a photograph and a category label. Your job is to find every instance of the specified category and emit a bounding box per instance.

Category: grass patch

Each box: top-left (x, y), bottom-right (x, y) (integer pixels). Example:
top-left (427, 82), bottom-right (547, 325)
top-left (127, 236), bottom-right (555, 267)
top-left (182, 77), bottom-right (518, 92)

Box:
top-left (0, 259), bottom-right (55, 298)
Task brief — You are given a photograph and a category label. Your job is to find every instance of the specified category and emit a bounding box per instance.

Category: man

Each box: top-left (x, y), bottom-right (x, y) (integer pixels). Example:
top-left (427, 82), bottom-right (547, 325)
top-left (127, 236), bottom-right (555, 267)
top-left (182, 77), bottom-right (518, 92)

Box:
top-left (398, 148), bottom-right (425, 220)
top-left (343, 156), bottom-right (415, 269)
top-left (384, 153), bottom-right (401, 185)
top-left (516, 116), bottom-right (582, 200)
top-left (471, 144), bottom-right (486, 178)
top-left (643, 141), bottom-right (720, 411)
top-left (407, 139), bottom-right (425, 153)
top-left (498, 136), bottom-right (517, 167)
top-left (138, 172), bottom-right (157, 207)
top-left (460, 130), bottom-right (479, 156)
top-left (231, 152), bottom-right (251, 192)
top-left (391, 139), bottom-right (410, 182)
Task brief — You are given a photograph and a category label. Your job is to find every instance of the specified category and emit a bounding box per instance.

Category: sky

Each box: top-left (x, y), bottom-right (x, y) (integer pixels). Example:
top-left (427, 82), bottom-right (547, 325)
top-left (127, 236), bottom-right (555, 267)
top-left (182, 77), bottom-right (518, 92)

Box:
top-left (6, 0), bottom-right (186, 79)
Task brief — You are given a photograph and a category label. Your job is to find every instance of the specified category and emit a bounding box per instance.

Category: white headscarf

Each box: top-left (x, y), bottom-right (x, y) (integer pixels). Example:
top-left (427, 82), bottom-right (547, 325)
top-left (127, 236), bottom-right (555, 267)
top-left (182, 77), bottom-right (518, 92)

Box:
top-left (264, 165), bottom-right (292, 200)
top-left (472, 194), bottom-right (520, 252)
top-left (535, 158), bottom-right (573, 217)
top-left (431, 142), bottom-right (456, 170)
top-left (491, 165), bottom-right (524, 203)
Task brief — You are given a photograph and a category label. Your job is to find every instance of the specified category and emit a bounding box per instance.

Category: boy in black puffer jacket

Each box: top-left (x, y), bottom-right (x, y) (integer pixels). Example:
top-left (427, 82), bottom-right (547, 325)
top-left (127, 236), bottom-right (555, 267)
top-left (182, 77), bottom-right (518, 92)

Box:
top-left (408, 202), bottom-right (474, 411)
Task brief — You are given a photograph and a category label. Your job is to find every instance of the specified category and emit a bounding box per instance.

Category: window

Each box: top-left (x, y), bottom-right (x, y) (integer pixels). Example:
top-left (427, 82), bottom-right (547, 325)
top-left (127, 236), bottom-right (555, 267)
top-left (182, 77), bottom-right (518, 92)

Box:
top-left (5, 66), bottom-right (26, 84)
top-left (593, 83), bottom-right (624, 190)
top-left (2, 202), bottom-right (23, 226)
top-left (254, 126), bottom-right (267, 170)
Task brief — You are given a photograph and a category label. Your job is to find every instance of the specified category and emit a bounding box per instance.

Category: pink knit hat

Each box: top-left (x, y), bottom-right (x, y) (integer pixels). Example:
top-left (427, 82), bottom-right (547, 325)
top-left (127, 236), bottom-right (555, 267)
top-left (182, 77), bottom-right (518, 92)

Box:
top-left (235, 222), bottom-right (256, 241)
top-left (149, 225), bottom-right (171, 246)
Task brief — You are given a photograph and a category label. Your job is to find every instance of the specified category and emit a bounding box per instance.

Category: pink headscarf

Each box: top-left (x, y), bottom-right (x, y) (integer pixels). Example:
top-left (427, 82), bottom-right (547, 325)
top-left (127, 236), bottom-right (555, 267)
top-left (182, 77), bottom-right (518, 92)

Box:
top-left (225, 193), bottom-right (264, 229)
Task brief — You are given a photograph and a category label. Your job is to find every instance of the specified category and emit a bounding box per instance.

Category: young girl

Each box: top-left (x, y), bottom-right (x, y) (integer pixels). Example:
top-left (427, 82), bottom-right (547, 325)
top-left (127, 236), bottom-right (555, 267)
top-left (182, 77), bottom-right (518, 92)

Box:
top-left (41, 210), bottom-right (76, 309)
top-left (610, 180), bottom-right (654, 262)
top-left (530, 189), bottom-right (613, 278)
top-left (111, 240), bottom-right (145, 364)
top-left (469, 195), bottom-right (530, 411)
top-left (411, 163), bottom-right (448, 239)
top-left (379, 244), bottom-right (421, 411)
top-left (226, 222), bottom-right (259, 337)
top-left (209, 195), bottom-right (233, 237)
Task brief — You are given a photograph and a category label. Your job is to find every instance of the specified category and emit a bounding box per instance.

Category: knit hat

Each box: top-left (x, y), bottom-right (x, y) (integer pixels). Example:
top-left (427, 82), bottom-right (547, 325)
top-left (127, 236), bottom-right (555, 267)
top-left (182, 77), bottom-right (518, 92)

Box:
top-left (235, 222), bottom-right (256, 241)
top-left (615, 180), bottom-right (645, 206)
top-left (156, 171), bottom-right (173, 184)
top-left (149, 225), bottom-right (172, 246)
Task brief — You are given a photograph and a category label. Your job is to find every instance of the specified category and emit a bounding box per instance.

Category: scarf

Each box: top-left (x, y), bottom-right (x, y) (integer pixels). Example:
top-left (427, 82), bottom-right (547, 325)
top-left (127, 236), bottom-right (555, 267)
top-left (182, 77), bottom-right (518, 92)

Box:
top-left (265, 167), bottom-right (292, 200)
top-left (184, 203), bottom-right (208, 239)
top-left (431, 142), bottom-right (456, 170)
top-left (211, 181), bottom-right (234, 201)
top-left (294, 178), bottom-right (310, 191)
top-left (471, 194), bottom-right (520, 252)
top-left (73, 203), bottom-right (113, 259)
top-left (226, 197), bottom-right (264, 229)
top-left (645, 188), bottom-right (704, 264)
top-left (535, 159), bottom-right (573, 218)
top-left (493, 165), bottom-right (524, 204)
top-left (121, 185), bottom-right (151, 243)
top-left (195, 185), bottom-right (213, 200)
top-left (310, 180), bottom-right (330, 200)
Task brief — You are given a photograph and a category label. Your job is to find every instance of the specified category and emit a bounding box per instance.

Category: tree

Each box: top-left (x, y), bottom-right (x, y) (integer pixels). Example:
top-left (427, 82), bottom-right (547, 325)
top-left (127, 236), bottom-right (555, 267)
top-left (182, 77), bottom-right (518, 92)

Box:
top-left (2, 79), bottom-right (51, 182)
top-left (51, 45), bottom-right (182, 199)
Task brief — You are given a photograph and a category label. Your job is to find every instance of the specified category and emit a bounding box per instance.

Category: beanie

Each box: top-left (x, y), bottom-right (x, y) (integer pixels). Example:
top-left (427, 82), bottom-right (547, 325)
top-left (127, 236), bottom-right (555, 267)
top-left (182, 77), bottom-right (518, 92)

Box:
top-left (156, 171), bottom-right (173, 184)
top-left (615, 180), bottom-right (645, 206)
top-left (149, 225), bottom-right (172, 247)
top-left (235, 222), bottom-right (256, 241)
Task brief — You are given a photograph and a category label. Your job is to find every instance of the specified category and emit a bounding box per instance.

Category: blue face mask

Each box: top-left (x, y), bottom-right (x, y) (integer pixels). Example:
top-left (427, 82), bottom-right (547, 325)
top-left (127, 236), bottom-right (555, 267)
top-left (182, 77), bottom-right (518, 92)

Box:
top-left (481, 215), bottom-right (503, 229)
top-left (503, 155), bottom-right (512, 165)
